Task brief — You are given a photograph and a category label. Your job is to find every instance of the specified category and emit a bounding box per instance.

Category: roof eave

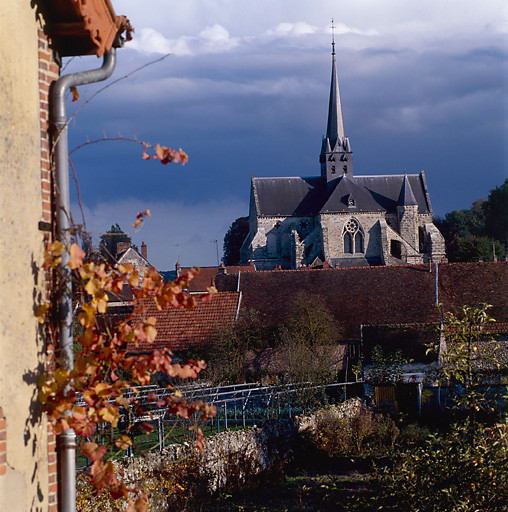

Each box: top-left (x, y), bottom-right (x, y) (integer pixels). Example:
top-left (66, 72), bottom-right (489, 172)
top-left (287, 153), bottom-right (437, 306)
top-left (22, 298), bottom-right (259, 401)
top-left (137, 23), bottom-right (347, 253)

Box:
top-left (45, 0), bottom-right (128, 57)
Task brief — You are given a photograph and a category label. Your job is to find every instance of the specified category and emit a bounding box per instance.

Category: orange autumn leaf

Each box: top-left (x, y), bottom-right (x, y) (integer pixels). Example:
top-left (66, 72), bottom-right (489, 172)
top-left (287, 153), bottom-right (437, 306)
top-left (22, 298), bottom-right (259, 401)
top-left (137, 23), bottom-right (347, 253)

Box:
top-left (43, 240), bottom-right (65, 268)
top-left (35, 303), bottom-right (49, 323)
top-left (79, 304), bottom-right (96, 328)
top-left (81, 441), bottom-right (107, 462)
top-left (196, 427), bottom-right (205, 452)
top-left (143, 317), bottom-right (157, 343)
top-left (134, 497), bottom-right (147, 512)
top-left (133, 209), bottom-right (151, 228)
top-left (93, 382), bottom-right (111, 397)
top-left (68, 243), bottom-right (85, 269)
top-left (70, 86), bottom-right (79, 102)
top-left (98, 405), bottom-right (118, 425)
top-left (127, 497), bottom-right (147, 512)
top-left (114, 435), bottom-right (132, 450)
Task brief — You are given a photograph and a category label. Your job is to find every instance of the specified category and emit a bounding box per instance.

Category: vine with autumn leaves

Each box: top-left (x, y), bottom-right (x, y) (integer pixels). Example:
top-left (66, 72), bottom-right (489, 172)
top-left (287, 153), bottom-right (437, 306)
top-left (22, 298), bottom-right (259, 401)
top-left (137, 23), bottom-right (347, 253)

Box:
top-left (37, 143), bottom-right (217, 511)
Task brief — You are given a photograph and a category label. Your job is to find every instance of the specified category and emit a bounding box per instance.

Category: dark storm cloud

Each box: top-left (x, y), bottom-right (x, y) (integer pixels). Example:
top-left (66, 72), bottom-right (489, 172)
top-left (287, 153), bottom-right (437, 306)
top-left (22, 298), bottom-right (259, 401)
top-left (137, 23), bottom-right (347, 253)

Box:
top-left (65, 8), bottom-right (507, 265)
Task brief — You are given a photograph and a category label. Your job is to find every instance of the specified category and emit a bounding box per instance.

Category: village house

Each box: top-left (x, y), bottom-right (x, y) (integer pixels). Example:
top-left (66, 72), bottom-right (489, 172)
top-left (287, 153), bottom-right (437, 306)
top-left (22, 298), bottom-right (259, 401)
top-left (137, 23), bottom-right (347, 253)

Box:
top-left (215, 260), bottom-right (508, 381)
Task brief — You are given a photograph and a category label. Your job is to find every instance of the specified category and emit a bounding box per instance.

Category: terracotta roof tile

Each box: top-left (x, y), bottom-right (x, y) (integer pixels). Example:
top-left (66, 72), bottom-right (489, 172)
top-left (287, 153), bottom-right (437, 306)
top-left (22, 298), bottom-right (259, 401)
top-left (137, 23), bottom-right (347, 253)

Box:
top-left (215, 262), bottom-right (507, 339)
top-left (180, 265), bottom-right (254, 292)
top-left (128, 292), bottom-right (241, 353)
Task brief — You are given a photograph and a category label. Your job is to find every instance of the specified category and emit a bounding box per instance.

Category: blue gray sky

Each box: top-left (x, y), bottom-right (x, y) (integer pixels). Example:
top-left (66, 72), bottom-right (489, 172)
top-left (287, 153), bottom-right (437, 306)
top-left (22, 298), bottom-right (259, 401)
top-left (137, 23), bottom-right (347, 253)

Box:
top-left (66, 0), bottom-right (508, 269)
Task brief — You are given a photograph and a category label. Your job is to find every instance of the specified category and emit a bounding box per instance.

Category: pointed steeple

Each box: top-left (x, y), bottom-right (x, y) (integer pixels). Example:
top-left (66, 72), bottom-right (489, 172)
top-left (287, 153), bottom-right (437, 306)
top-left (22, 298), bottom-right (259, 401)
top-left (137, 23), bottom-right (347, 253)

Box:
top-left (326, 29), bottom-right (345, 150)
top-left (320, 20), bottom-right (353, 183)
top-left (398, 175), bottom-right (418, 206)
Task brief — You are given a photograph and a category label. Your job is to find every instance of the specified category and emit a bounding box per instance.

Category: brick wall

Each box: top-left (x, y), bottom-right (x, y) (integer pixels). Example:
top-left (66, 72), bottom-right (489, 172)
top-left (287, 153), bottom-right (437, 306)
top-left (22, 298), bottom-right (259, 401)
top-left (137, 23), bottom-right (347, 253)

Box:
top-left (38, 27), bottom-right (58, 234)
top-left (38, 26), bottom-right (60, 512)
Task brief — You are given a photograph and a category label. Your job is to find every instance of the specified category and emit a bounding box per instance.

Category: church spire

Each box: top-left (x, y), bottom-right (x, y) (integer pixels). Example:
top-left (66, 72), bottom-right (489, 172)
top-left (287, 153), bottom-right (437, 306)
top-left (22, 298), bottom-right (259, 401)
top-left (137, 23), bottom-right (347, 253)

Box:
top-left (326, 19), bottom-right (345, 149)
top-left (320, 20), bottom-right (353, 182)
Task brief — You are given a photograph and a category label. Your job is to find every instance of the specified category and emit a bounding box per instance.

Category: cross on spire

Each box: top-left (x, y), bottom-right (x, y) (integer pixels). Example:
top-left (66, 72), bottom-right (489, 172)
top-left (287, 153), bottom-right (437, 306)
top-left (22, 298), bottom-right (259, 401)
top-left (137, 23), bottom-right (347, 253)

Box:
top-left (330, 18), bottom-right (335, 55)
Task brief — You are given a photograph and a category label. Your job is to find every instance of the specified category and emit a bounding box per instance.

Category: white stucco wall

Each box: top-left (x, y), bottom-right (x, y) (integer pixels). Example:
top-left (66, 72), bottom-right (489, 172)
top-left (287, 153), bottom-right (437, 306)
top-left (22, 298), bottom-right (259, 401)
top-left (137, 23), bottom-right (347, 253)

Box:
top-left (0, 4), bottom-right (49, 511)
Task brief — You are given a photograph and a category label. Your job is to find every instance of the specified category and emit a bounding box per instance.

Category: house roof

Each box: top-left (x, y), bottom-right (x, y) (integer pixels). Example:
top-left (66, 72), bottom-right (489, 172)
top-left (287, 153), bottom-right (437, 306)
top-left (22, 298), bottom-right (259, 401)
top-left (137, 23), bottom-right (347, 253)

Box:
top-left (252, 172), bottom-right (431, 217)
top-left (44, 0), bottom-right (128, 57)
top-left (178, 265), bottom-right (255, 292)
top-left (116, 246), bottom-right (151, 268)
top-left (215, 261), bottom-right (508, 339)
top-left (127, 292), bottom-right (241, 353)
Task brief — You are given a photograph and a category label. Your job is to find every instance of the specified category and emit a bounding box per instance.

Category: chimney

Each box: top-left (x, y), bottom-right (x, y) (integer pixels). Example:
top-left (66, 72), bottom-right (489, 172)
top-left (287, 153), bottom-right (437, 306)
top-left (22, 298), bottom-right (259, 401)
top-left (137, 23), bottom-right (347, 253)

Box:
top-left (141, 241), bottom-right (147, 259)
top-left (116, 241), bottom-right (130, 256)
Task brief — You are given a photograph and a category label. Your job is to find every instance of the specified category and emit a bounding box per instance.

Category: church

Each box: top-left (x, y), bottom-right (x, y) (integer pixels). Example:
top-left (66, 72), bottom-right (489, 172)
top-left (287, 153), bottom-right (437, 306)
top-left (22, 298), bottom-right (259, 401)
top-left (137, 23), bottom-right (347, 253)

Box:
top-left (240, 39), bottom-right (446, 270)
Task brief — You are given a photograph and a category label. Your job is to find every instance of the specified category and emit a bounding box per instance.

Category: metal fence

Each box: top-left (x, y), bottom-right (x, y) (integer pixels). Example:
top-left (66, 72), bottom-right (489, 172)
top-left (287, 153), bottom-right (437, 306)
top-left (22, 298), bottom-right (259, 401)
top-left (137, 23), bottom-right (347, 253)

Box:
top-left (116, 380), bottom-right (364, 453)
top-left (77, 380), bottom-right (363, 459)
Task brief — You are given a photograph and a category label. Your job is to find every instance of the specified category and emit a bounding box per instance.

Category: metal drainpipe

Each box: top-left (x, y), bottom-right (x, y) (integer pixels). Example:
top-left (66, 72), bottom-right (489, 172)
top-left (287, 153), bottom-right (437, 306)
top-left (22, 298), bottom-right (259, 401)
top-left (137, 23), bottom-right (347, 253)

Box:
top-left (434, 261), bottom-right (439, 305)
top-left (50, 48), bottom-right (117, 512)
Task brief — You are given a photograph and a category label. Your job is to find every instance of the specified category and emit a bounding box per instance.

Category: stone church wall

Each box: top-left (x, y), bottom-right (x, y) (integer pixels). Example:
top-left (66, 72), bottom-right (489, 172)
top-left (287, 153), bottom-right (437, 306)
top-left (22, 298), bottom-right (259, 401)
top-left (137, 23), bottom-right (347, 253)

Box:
top-left (247, 209), bottom-right (444, 269)
top-left (320, 212), bottom-right (386, 261)
top-left (250, 216), bottom-right (315, 269)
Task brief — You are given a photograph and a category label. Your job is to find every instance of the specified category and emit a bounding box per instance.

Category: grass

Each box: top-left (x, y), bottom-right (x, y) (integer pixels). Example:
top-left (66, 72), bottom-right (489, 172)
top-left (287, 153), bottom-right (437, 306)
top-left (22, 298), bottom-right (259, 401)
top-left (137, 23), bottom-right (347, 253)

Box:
top-left (202, 465), bottom-right (376, 512)
top-left (76, 420), bottom-right (248, 468)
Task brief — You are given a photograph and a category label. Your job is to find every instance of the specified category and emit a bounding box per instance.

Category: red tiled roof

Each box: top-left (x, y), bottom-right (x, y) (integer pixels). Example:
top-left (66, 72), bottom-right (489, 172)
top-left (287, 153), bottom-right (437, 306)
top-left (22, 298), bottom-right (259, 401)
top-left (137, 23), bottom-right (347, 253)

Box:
top-left (488, 322), bottom-right (508, 334)
top-left (128, 292), bottom-right (241, 353)
top-left (215, 262), bottom-right (507, 339)
top-left (181, 265), bottom-right (255, 292)
top-left (226, 265), bottom-right (256, 274)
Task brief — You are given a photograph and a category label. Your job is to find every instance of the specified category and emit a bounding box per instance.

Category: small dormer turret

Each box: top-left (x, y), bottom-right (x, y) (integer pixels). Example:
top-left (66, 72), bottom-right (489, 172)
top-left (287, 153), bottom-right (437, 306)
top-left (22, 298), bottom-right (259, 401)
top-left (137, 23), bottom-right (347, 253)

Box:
top-left (397, 175), bottom-right (419, 249)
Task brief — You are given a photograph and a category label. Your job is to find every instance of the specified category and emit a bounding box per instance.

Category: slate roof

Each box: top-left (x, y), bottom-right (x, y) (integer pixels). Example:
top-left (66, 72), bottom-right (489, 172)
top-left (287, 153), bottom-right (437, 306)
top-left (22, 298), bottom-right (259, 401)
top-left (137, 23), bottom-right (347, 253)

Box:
top-left (253, 172), bottom-right (431, 217)
top-left (215, 262), bottom-right (508, 339)
top-left (127, 292), bottom-right (241, 353)
top-left (398, 175), bottom-right (418, 206)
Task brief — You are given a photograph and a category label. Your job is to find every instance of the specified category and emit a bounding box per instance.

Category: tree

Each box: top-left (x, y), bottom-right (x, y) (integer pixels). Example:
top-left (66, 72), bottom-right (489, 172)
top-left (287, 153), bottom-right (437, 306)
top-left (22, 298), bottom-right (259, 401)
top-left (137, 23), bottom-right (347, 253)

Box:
top-left (435, 180), bottom-right (508, 262)
top-left (484, 178), bottom-right (508, 244)
top-left (367, 345), bottom-right (406, 386)
top-left (99, 223), bottom-right (136, 262)
top-left (454, 236), bottom-right (505, 263)
top-left (206, 308), bottom-right (269, 385)
top-left (343, 304), bottom-right (508, 512)
top-left (278, 294), bottom-right (343, 393)
top-left (438, 303), bottom-right (503, 417)
top-left (223, 216), bottom-right (249, 265)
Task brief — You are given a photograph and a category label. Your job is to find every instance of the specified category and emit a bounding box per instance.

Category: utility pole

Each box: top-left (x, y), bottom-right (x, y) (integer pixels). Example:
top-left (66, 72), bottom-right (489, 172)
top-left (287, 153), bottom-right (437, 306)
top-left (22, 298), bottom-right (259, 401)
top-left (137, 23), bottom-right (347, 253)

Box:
top-left (210, 240), bottom-right (219, 266)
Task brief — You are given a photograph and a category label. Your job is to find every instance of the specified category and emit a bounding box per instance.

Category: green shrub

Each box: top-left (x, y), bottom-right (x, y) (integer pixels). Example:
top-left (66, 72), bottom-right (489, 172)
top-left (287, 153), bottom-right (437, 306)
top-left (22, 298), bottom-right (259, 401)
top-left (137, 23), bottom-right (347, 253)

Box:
top-left (360, 419), bottom-right (508, 512)
top-left (313, 404), bottom-right (399, 457)
top-left (146, 453), bottom-right (212, 511)
top-left (397, 423), bottom-right (432, 448)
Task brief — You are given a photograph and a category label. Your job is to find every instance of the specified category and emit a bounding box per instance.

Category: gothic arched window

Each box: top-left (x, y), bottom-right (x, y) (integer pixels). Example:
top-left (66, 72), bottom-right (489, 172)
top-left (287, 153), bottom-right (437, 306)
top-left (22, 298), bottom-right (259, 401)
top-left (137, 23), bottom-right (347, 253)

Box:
top-left (355, 231), bottom-right (364, 253)
top-left (343, 218), bottom-right (364, 254)
top-left (344, 232), bottom-right (353, 253)
top-left (266, 231), bottom-right (278, 257)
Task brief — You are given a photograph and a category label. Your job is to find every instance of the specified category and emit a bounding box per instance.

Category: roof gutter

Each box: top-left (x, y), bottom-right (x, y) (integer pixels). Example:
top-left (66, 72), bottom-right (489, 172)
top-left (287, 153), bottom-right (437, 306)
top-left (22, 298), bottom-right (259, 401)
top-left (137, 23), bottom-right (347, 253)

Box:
top-left (50, 48), bottom-right (117, 512)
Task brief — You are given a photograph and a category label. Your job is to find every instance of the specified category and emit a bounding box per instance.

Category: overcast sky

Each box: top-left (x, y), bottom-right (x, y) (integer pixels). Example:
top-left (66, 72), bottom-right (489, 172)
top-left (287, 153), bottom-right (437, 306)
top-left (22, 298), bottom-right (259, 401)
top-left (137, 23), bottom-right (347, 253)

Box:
top-left (66, 0), bottom-right (508, 269)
